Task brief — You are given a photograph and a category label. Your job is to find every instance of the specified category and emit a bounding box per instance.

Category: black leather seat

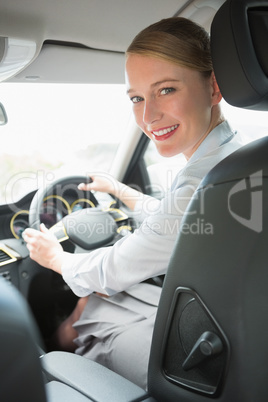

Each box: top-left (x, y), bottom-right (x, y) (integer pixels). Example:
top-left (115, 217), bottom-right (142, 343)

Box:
top-left (148, 0), bottom-right (268, 400)
top-left (149, 136), bottom-right (268, 400)
top-left (0, 278), bottom-right (47, 402)
top-left (1, 0), bottom-right (268, 401)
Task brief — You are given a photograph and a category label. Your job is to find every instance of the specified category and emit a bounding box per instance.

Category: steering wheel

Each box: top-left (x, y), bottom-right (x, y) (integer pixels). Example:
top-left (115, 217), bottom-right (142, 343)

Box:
top-left (28, 176), bottom-right (118, 250)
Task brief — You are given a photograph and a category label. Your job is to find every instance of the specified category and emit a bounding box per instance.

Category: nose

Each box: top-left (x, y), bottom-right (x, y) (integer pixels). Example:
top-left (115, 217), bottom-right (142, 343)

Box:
top-left (143, 99), bottom-right (162, 126)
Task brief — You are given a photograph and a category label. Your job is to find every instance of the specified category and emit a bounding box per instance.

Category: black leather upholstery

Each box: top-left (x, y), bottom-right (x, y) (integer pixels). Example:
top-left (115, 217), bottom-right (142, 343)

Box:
top-left (147, 1), bottom-right (268, 400)
top-left (0, 278), bottom-right (47, 402)
top-left (148, 137), bottom-right (268, 401)
top-left (211, 0), bottom-right (268, 110)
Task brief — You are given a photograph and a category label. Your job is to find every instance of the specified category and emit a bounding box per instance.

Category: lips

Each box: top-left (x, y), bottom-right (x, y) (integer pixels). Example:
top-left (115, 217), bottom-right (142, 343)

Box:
top-left (151, 124), bottom-right (179, 141)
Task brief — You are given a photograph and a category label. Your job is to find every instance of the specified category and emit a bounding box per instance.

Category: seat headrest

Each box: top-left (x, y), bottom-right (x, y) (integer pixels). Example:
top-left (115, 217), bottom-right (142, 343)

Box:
top-left (211, 0), bottom-right (268, 111)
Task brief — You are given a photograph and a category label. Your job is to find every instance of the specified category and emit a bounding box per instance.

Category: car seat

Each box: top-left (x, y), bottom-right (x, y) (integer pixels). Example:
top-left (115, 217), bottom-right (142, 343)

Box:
top-left (148, 0), bottom-right (268, 401)
top-left (0, 277), bottom-right (47, 402)
top-left (1, 0), bottom-right (268, 401)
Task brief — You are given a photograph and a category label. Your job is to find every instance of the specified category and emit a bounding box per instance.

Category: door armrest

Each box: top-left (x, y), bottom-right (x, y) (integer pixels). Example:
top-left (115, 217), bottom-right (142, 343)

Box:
top-left (41, 351), bottom-right (152, 402)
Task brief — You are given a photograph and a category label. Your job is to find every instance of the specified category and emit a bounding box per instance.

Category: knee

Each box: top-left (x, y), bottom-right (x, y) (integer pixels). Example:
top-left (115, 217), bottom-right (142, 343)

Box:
top-left (73, 296), bottom-right (89, 320)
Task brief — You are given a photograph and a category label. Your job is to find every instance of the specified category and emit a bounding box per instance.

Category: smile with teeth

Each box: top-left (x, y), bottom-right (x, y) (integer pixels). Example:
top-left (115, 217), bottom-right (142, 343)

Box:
top-left (152, 124), bottom-right (179, 137)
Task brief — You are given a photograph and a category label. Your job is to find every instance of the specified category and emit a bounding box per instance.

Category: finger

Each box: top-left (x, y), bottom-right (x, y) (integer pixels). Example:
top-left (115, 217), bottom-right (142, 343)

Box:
top-left (23, 228), bottom-right (36, 236)
top-left (22, 228), bottom-right (39, 241)
top-left (26, 242), bottom-right (35, 254)
top-left (78, 175), bottom-right (93, 190)
top-left (78, 182), bottom-right (93, 191)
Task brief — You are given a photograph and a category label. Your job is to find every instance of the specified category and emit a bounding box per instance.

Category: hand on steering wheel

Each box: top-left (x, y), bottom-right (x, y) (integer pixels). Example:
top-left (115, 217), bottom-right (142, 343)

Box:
top-left (28, 175), bottom-right (118, 251)
top-left (78, 172), bottom-right (120, 195)
top-left (24, 223), bottom-right (64, 274)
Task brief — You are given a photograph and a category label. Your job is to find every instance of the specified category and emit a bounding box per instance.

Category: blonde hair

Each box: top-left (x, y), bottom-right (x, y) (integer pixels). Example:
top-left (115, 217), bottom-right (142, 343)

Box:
top-left (126, 17), bottom-right (213, 77)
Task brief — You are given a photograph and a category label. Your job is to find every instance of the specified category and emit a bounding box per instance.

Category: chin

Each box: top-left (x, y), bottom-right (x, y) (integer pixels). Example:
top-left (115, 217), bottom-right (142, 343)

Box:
top-left (157, 147), bottom-right (181, 158)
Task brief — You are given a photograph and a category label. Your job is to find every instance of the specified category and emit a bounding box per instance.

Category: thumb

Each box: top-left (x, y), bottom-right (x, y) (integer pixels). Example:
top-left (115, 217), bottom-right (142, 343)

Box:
top-left (40, 223), bottom-right (49, 233)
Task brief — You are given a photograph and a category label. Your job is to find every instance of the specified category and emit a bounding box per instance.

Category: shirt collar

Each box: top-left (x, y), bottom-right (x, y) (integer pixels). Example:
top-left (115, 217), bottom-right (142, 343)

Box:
top-left (188, 120), bottom-right (237, 164)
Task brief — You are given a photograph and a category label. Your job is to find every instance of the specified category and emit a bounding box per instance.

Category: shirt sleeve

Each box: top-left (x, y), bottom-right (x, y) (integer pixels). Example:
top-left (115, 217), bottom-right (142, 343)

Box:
top-left (132, 194), bottom-right (162, 223)
top-left (61, 176), bottom-right (199, 297)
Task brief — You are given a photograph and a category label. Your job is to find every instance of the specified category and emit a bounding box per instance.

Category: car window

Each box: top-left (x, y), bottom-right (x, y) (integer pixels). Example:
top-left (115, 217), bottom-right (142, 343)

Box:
top-left (144, 99), bottom-right (268, 195)
top-left (0, 83), bottom-right (132, 205)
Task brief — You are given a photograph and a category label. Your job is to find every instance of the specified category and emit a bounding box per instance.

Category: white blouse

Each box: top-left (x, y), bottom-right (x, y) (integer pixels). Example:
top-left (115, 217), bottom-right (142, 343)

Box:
top-left (61, 121), bottom-right (243, 297)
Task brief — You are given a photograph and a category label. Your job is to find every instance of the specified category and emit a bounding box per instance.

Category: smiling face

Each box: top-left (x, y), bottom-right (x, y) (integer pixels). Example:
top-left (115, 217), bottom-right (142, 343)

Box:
top-left (126, 54), bottom-right (222, 159)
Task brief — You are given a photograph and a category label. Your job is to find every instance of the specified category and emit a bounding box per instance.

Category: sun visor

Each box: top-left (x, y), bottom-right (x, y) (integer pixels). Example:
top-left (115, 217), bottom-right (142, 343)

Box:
top-left (0, 37), bottom-right (36, 82)
top-left (211, 0), bottom-right (268, 111)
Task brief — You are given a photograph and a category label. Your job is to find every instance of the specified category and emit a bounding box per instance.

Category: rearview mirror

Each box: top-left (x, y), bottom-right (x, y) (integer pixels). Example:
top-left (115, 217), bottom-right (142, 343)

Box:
top-left (0, 102), bottom-right (8, 125)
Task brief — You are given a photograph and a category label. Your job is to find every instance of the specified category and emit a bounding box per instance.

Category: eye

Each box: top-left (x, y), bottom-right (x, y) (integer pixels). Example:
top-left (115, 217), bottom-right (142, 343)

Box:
top-left (160, 87), bottom-right (175, 95)
top-left (130, 96), bottom-right (143, 104)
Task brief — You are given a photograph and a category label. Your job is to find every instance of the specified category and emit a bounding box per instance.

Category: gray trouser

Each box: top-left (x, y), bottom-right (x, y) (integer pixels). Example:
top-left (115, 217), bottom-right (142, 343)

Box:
top-left (73, 283), bottom-right (161, 390)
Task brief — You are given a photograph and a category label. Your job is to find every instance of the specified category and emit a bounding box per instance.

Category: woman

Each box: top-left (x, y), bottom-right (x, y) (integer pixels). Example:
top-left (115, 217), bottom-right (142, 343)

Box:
top-left (24, 17), bottom-right (243, 390)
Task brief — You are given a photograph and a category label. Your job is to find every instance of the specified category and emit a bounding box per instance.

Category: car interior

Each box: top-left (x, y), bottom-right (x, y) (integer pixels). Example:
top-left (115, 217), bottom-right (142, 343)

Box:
top-left (0, 0), bottom-right (268, 401)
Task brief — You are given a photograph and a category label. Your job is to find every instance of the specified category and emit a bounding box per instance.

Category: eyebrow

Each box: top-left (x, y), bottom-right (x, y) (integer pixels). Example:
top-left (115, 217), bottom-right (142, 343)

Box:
top-left (127, 78), bottom-right (181, 95)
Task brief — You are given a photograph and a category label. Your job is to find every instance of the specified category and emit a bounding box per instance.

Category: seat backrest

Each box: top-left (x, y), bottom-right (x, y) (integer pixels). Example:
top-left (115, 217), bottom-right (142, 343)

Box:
top-left (0, 278), bottom-right (47, 402)
top-left (148, 1), bottom-right (268, 401)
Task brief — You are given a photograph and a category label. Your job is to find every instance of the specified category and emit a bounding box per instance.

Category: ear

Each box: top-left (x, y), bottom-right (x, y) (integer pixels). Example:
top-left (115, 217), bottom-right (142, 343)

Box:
top-left (211, 72), bottom-right (222, 105)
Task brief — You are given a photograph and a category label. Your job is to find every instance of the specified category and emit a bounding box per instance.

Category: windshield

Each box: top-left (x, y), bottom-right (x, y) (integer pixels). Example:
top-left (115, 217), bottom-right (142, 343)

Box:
top-left (0, 83), bottom-right (132, 205)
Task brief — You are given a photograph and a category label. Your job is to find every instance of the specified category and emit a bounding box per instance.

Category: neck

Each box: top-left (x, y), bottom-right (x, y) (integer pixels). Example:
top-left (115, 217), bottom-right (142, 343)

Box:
top-left (183, 105), bottom-right (225, 160)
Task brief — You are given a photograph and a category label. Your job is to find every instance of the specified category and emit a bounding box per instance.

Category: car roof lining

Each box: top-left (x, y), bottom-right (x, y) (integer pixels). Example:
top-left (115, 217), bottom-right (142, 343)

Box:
top-left (0, 0), bottom-right (225, 84)
top-left (8, 44), bottom-right (126, 84)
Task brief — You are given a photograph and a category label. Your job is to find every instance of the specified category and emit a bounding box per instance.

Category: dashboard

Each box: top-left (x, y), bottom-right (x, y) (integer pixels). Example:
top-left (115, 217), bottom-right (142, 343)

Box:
top-left (5, 187), bottom-right (132, 241)
top-left (9, 189), bottom-right (98, 240)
